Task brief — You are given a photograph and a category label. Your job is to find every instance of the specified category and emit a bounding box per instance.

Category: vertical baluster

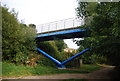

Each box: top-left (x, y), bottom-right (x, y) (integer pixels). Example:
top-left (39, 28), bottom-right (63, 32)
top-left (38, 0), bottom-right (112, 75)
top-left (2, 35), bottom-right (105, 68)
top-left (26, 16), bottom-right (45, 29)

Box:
top-left (56, 22), bottom-right (57, 30)
top-left (41, 24), bottom-right (43, 33)
top-left (64, 20), bottom-right (65, 29)
top-left (48, 24), bottom-right (50, 32)
top-left (73, 19), bottom-right (74, 28)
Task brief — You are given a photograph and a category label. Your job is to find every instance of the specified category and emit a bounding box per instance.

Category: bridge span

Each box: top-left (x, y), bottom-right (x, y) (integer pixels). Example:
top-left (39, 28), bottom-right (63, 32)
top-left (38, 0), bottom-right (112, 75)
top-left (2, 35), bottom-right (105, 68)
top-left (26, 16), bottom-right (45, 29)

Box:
top-left (35, 17), bottom-right (90, 68)
top-left (36, 17), bottom-right (89, 41)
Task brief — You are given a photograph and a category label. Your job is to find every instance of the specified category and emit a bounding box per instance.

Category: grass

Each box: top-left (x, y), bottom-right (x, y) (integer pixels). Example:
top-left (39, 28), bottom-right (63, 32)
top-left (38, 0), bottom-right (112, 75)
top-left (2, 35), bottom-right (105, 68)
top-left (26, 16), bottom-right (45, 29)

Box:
top-left (2, 62), bottom-right (32, 77)
top-left (2, 62), bottom-right (102, 78)
top-left (78, 64), bottom-right (102, 73)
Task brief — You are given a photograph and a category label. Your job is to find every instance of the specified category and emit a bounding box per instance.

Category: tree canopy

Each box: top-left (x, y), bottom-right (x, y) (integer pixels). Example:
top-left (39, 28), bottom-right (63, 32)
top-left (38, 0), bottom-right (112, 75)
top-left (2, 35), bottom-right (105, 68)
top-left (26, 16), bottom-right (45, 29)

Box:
top-left (2, 6), bottom-right (68, 66)
top-left (76, 2), bottom-right (120, 66)
top-left (2, 6), bottom-right (36, 64)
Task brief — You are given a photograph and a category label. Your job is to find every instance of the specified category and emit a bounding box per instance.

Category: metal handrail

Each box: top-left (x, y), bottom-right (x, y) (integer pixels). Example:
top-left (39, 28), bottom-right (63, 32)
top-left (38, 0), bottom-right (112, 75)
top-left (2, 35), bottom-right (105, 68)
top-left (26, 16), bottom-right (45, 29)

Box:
top-left (36, 17), bottom-right (84, 33)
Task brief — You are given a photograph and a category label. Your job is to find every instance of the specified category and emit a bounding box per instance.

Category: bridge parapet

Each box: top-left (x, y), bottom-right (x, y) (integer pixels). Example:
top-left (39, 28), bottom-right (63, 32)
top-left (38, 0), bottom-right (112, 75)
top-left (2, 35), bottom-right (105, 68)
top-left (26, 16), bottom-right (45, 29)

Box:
top-left (36, 17), bottom-right (84, 33)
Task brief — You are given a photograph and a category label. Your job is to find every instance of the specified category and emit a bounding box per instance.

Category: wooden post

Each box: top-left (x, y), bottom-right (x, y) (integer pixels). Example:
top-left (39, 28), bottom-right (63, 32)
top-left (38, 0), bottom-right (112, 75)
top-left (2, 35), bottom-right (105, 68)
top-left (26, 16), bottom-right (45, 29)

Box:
top-left (79, 59), bottom-right (83, 67)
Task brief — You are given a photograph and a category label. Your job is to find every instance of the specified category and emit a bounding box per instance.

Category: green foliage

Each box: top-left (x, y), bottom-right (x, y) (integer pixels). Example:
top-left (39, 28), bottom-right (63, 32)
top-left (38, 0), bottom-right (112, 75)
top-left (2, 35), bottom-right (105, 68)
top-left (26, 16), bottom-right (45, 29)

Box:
top-left (36, 40), bottom-right (66, 66)
top-left (54, 40), bottom-right (67, 52)
top-left (2, 6), bottom-right (36, 64)
top-left (37, 55), bottom-right (57, 67)
top-left (2, 6), bottom-right (67, 66)
top-left (37, 41), bottom-right (60, 58)
top-left (36, 39), bottom-right (69, 66)
top-left (29, 24), bottom-right (36, 29)
top-left (61, 51), bottom-right (81, 67)
top-left (76, 2), bottom-right (120, 66)
top-left (77, 46), bottom-right (107, 64)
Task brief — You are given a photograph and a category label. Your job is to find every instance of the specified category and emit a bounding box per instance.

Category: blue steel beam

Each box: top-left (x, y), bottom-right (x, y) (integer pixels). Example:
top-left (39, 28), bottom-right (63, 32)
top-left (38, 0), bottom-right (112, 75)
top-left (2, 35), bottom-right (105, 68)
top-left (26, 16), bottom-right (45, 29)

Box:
top-left (61, 48), bottom-right (90, 65)
top-left (36, 29), bottom-right (90, 41)
top-left (37, 29), bottom-right (87, 38)
top-left (36, 47), bottom-right (61, 65)
top-left (36, 47), bottom-right (90, 68)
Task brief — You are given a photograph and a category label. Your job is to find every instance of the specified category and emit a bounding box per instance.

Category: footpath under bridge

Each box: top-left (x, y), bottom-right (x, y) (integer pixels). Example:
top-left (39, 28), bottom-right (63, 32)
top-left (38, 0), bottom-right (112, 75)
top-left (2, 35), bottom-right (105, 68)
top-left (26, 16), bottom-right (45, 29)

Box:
top-left (36, 17), bottom-right (90, 68)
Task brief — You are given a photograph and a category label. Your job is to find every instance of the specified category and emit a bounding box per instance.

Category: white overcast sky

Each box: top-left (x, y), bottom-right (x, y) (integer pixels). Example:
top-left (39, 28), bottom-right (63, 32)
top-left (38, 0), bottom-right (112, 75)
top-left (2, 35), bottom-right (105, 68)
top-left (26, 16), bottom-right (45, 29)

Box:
top-left (2, 0), bottom-right (78, 25)
top-left (1, 0), bottom-right (80, 49)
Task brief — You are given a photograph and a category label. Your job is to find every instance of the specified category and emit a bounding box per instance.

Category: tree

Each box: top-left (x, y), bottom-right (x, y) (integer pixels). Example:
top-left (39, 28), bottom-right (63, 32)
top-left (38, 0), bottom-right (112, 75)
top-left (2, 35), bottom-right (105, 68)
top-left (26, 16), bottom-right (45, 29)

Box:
top-left (2, 6), bottom-right (36, 64)
top-left (29, 24), bottom-right (36, 29)
top-left (54, 40), bottom-right (67, 52)
top-left (76, 2), bottom-right (120, 66)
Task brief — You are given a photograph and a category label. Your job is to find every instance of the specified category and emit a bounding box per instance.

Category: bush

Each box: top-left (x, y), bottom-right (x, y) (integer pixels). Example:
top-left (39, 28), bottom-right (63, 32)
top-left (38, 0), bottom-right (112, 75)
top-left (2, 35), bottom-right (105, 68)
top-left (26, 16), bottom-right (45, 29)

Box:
top-left (2, 6), bottom-right (36, 64)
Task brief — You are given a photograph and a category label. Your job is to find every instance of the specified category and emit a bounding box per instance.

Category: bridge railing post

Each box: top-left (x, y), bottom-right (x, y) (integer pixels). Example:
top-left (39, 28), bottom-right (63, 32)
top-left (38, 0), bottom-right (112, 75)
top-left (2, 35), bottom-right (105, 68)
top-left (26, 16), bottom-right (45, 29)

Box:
top-left (41, 24), bottom-right (43, 33)
top-left (56, 23), bottom-right (57, 30)
top-left (73, 19), bottom-right (74, 28)
top-left (37, 17), bottom-right (84, 34)
top-left (48, 24), bottom-right (50, 32)
top-left (64, 20), bottom-right (65, 29)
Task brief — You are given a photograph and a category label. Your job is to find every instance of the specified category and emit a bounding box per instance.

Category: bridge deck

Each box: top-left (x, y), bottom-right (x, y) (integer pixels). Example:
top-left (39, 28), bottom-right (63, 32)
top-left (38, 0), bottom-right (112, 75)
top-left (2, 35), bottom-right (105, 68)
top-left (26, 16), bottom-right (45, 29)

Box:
top-left (36, 29), bottom-right (89, 41)
top-left (37, 27), bottom-right (80, 35)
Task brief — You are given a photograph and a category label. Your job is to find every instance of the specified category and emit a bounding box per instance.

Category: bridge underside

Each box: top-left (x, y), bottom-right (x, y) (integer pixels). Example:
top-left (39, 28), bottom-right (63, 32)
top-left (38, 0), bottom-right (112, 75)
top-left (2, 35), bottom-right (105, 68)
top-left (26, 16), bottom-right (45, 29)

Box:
top-left (36, 29), bottom-right (89, 41)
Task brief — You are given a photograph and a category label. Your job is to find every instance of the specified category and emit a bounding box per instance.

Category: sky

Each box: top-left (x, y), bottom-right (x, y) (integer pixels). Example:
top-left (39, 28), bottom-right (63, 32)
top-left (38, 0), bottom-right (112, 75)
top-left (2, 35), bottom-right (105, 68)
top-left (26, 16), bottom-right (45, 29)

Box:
top-left (1, 0), bottom-right (80, 49)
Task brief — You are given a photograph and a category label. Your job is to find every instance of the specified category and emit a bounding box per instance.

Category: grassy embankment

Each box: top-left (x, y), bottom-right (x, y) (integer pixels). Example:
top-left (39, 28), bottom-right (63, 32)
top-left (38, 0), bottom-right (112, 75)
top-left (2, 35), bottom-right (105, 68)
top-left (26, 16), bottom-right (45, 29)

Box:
top-left (2, 62), bottom-right (102, 77)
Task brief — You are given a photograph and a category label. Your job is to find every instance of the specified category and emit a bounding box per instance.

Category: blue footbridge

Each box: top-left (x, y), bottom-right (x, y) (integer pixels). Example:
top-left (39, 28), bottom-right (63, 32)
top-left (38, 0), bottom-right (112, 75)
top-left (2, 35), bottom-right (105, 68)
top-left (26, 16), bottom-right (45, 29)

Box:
top-left (36, 17), bottom-right (90, 68)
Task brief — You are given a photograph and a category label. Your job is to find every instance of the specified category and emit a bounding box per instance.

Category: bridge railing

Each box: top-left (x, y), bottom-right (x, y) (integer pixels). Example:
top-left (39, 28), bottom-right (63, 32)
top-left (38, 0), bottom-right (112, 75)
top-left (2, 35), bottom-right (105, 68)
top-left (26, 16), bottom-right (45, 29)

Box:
top-left (36, 17), bottom-right (84, 33)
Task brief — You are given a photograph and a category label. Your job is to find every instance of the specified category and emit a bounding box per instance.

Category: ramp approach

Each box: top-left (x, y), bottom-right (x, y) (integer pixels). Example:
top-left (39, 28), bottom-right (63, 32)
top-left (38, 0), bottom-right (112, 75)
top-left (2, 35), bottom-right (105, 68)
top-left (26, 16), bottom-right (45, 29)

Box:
top-left (36, 18), bottom-right (90, 68)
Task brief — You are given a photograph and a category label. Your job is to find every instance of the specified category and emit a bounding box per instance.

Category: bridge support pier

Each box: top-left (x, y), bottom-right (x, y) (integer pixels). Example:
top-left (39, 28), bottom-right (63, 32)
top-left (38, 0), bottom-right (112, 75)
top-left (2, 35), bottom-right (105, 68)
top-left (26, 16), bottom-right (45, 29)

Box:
top-left (36, 47), bottom-right (90, 69)
top-left (56, 65), bottom-right (66, 69)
